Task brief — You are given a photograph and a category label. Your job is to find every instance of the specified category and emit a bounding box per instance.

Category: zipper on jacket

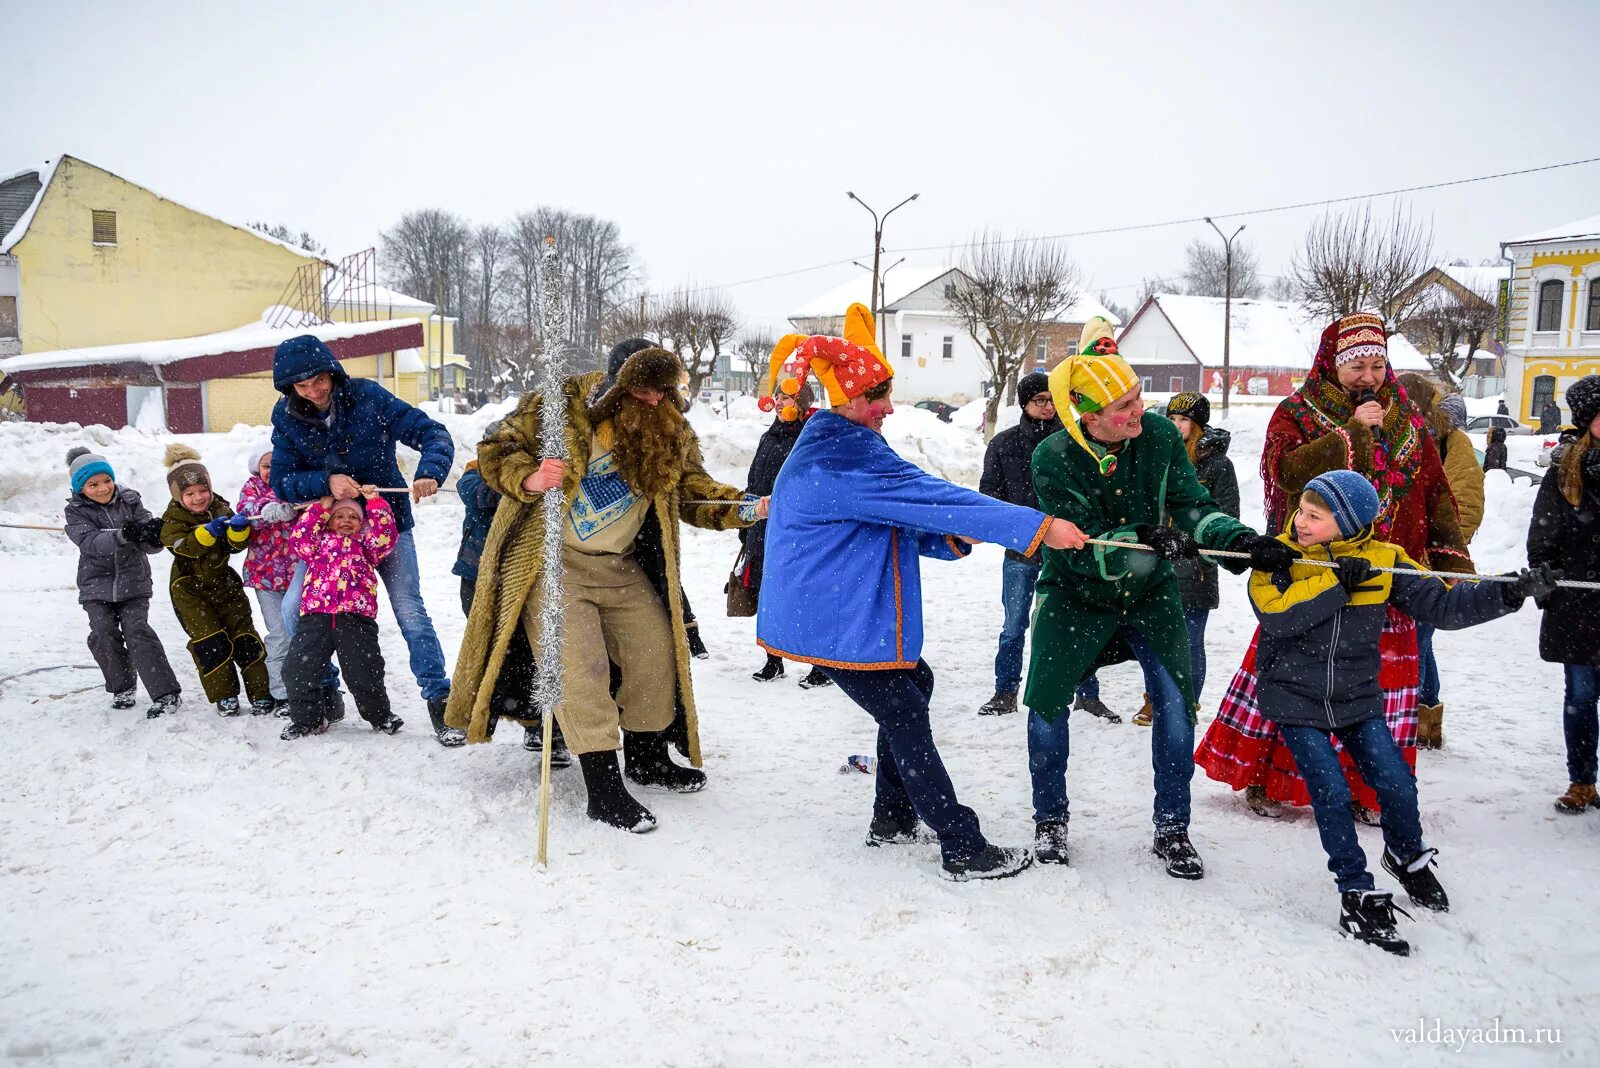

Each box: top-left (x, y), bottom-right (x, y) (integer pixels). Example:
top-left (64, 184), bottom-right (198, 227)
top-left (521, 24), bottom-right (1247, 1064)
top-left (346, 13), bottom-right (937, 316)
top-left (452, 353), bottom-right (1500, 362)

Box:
top-left (1322, 543), bottom-right (1338, 728)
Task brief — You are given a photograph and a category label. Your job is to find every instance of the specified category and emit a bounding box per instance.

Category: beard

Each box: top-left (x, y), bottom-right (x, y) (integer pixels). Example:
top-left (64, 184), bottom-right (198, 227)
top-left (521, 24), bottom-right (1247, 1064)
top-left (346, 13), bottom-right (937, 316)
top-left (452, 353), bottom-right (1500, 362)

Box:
top-left (611, 396), bottom-right (691, 500)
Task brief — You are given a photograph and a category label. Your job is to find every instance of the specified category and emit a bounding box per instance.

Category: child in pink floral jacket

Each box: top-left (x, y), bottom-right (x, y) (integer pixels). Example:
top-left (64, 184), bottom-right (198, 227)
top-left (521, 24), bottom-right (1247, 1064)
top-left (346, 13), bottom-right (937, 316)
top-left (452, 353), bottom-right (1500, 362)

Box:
top-left (236, 440), bottom-right (298, 712)
top-left (280, 488), bottom-right (401, 740)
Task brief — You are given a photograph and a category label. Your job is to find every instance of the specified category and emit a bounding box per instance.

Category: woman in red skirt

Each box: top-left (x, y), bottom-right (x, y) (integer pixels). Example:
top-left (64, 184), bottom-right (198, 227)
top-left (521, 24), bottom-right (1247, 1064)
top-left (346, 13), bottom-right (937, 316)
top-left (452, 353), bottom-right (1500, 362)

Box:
top-left (1194, 313), bottom-right (1475, 819)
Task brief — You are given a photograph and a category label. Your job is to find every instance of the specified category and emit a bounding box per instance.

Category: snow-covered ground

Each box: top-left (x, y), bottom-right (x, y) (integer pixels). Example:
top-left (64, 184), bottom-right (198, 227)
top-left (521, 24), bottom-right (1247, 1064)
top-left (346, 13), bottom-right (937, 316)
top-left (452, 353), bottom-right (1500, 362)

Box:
top-left (3, 401), bottom-right (1597, 1065)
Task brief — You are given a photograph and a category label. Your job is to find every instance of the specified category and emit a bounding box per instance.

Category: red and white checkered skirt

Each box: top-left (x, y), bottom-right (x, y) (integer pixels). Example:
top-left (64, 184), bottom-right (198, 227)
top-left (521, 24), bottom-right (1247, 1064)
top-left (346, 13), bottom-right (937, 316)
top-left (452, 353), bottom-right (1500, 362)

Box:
top-left (1193, 608), bottom-right (1419, 812)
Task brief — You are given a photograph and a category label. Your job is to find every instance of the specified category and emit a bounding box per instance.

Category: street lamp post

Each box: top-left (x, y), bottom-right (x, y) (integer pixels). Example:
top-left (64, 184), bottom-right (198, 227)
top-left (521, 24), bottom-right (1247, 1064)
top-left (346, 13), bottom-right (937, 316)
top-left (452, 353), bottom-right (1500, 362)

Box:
top-left (847, 191), bottom-right (919, 334)
top-left (1204, 217), bottom-right (1246, 415)
top-left (854, 256), bottom-right (904, 352)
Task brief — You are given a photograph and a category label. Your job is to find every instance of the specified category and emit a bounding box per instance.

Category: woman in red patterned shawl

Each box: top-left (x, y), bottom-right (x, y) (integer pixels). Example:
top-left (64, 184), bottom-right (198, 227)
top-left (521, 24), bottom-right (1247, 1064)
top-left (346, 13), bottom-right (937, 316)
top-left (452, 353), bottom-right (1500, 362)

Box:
top-left (1193, 312), bottom-right (1473, 819)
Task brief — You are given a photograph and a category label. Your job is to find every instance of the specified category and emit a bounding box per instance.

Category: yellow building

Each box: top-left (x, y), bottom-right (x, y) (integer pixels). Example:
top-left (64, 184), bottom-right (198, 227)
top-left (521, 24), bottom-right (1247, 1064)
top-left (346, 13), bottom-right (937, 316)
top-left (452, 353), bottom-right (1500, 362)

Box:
top-left (1501, 213), bottom-right (1600, 425)
top-left (0, 154), bottom-right (431, 431)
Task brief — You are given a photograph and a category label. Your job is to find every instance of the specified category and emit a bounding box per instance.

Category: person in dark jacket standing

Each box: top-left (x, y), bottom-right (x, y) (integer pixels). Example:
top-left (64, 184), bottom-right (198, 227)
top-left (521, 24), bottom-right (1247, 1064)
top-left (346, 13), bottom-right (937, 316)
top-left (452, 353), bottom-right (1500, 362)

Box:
top-left (268, 334), bottom-right (465, 747)
top-left (1250, 470), bottom-right (1551, 954)
top-left (1529, 374), bottom-right (1600, 814)
top-left (1482, 427), bottom-right (1509, 472)
top-left (63, 447), bottom-right (181, 719)
top-left (745, 381), bottom-right (830, 686)
top-left (977, 372), bottom-right (1119, 718)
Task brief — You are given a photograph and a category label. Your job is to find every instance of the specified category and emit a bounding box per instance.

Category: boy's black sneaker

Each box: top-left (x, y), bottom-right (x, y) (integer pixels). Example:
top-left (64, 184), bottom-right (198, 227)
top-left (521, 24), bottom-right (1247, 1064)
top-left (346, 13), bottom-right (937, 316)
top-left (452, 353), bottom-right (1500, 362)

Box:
top-left (249, 697), bottom-right (275, 716)
top-left (369, 712), bottom-right (403, 735)
top-left (112, 688), bottom-right (138, 710)
top-left (798, 667), bottom-right (833, 690)
top-left (978, 691), bottom-right (1017, 716)
top-left (1153, 831), bottom-right (1205, 880)
top-left (752, 658), bottom-right (785, 682)
top-left (216, 697), bottom-right (241, 717)
top-left (1339, 890), bottom-right (1412, 956)
top-left (941, 845), bottom-right (1034, 882)
top-left (146, 693), bottom-right (181, 719)
top-left (865, 813), bottom-right (922, 846)
top-left (281, 719), bottom-right (329, 741)
top-left (1381, 847), bottom-right (1449, 912)
top-left (1034, 820), bottom-right (1070, 865)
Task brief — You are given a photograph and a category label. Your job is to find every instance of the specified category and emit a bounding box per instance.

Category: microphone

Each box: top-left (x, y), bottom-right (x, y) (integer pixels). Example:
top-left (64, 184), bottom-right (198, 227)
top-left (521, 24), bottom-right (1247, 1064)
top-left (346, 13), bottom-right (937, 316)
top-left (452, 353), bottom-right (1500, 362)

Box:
top-left (1353, 389), bottom-right (1380, 408)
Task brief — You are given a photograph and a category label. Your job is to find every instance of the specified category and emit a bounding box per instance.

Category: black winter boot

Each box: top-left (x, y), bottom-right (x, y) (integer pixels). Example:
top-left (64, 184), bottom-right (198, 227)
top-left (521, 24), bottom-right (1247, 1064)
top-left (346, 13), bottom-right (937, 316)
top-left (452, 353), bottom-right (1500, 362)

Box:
top-left (686, 624), bottom-right (710, 660)
top-left (941, 844), bottom-right (1034, 882)
top-left (798, 666), bottom-right (833, 690)
top-left (752, 655), bottom-right (785, 682)
top-left (368, 711), bottom-right (404, 735)
top-left (577, 750), bottom-right (657, 833)
top-left (249, 697), bottom-right (275, 716)
top-left (1034, 819), bottom-right (1070, 865)
top-left (281, 719), bottom-right (329, 741)
top-left (1152, 831), bottom-right (1205, 880)
top-left (321, 687), bottom-right (346, 723)
top-left (1381, 847), bottom-right (1449, 912)
top-left (216, 696), bottom-right (241, 717)
top-left (112, 688), bottom-right (137, 710)
top-left (865, 813), bottom-right (922, 846)
top-left (978, 691), bottom-right (1017, 716)
top-left (624, 729), bottom-right (707, 793)
top-left (428, 696), bottom-right (467, 748)
top-left (524, 719), bottom-right (573, 768)
top-left (1339, 890), bottom-right (1412, 955)
top-left (146, 693), bottom-right (181, 719)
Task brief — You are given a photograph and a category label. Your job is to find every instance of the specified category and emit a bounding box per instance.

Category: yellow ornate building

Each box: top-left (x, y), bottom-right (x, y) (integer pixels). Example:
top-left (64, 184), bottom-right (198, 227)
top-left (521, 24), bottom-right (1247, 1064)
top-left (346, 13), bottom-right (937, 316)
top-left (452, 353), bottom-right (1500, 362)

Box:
top-left (1501, 213), bottom-right (1600, 425)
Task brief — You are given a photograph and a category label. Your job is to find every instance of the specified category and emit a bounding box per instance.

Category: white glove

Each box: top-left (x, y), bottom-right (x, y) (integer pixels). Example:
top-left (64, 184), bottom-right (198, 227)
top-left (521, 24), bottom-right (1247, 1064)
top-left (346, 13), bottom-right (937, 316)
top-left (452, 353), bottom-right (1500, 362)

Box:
top-left (261, 501), bottom-right (297, 523)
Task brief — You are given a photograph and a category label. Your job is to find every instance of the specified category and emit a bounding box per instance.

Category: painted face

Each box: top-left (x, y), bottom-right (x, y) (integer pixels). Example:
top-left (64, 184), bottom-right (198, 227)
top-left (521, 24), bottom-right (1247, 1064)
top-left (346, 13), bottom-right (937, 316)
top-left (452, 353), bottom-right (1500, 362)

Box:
top-left (839, 384), bottom-right (895, 434)
top-left (181, 484), bottom-right (213, 514)
top-left (1091, 336), bottom-right (1119, 356)
top-left (1293, 496), bottom-right (1342, 547)
top-left (81, 472), bottom-right (115, 504)
top-left (330, 509), bottom-right (362, 536)
top-left (1335, 355), bottom-right (1388, 393)
top-left (1169, 414), bottom-right (1195, 439)
top-left (258, 452), bottom-right (272, 482)
top-left (1084, 387), bottom-right (1145, 443)
top-left (293, 372), bottom-right (335, 410)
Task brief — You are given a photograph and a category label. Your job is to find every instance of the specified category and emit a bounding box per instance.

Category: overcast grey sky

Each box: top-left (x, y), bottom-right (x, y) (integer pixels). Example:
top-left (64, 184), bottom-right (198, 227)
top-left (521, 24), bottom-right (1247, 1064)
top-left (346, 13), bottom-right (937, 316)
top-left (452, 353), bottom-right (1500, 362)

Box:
top-left (9, 0), bottom-right (1598, 334)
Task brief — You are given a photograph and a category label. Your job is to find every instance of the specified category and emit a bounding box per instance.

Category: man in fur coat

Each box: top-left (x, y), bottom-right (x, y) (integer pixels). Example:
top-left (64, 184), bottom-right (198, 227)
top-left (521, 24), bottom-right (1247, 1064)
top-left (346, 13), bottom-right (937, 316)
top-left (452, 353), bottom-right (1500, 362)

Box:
top-left (447, 346), bottom-right (763, 833)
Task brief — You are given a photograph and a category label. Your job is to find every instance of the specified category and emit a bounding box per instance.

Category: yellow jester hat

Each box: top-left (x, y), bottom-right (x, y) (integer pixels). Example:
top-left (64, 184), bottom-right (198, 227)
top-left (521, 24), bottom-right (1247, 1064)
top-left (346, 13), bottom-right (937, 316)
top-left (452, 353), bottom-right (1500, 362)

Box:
top-left (1047, 316), bottom-right (1140, 476)
top-left (762, 303), bottom-right (894, 419)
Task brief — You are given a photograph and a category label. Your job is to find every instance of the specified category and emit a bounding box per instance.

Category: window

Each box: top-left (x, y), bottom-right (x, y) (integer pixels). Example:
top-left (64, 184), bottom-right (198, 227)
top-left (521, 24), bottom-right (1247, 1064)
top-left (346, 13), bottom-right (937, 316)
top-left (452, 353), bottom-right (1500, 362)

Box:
top-left (0, 295), bottom-right (15, 339)
top-left (91, 210), bottom-right (117, 246)
top-left (942, 336), bottom-right (954, 361)
top-left (1141, 376), bottom-right (1154, 392)
top-left (1588, 279), bottom-right (1600, 332)
top-left (1169, 376), bottom-right (1185, 393)
top-left (901, 333), bottom-right (912, 360)
top-left (1536, 279), bottom-right (1564, 332)
top-left (943, 283), bottom-right (957, 299)
top-left (1035, 340), bottom-right (1047, 366)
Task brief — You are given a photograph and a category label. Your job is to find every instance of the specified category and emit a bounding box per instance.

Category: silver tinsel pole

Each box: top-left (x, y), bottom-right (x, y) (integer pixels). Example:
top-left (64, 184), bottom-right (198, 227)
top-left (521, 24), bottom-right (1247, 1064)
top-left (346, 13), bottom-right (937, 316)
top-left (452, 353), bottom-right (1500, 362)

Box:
top-left (535, 235), bottom-right (572, 867)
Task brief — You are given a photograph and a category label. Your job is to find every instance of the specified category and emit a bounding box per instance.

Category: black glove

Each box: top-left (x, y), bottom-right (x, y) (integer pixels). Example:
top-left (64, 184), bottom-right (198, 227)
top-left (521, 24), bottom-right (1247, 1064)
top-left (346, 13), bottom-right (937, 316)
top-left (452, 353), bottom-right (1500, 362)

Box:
top-left (1334, 555), bottom-right (1375, 595)
top-left (1502, 564), bottom-right (1560, 607)
top-left (1241, 534), bottom-right (1301, 573)
top-left (1136, 525), bottom-right (1199, 561)
top-left (135, 517), bottom-right (165, 546)
top-left (119, 519), bottom-right (142, 543)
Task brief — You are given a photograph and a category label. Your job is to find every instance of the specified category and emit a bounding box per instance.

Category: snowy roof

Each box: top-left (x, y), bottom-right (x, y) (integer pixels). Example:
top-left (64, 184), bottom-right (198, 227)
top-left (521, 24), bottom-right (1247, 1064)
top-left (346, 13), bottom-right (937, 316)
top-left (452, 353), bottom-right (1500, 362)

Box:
top-left (330, 281), bottom-right (434, 314)
top-left (1503, 213), bottom-right (1600, 247)
top-left (1060, 292), bottom-right (1122, 327)
top-left (1124, 295), bottom-right (1429, 372)
top-left (0, 317), bottom-right (411, 375)
top-left (1434, 262), bottom-right (1511, 297)
top-left (0, 154), bottom-right (327, 260)
top-left (789, 265), bottom-right (958, 319)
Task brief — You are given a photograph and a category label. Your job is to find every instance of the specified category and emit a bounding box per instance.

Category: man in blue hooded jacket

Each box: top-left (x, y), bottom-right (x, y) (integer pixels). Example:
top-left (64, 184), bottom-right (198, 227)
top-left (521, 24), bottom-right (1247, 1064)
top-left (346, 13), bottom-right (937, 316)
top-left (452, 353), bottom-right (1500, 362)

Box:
top-left (268, 334), bottom-right (463, 746)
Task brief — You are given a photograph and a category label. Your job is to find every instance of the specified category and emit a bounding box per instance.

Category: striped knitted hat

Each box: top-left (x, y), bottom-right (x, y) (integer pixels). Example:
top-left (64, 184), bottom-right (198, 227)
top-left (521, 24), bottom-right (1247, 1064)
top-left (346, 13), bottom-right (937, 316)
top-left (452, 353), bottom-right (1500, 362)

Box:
top-left (1047, 317), bottom-right (1141, 475)
top-left (1305, 470), bottom-right (1379, 537)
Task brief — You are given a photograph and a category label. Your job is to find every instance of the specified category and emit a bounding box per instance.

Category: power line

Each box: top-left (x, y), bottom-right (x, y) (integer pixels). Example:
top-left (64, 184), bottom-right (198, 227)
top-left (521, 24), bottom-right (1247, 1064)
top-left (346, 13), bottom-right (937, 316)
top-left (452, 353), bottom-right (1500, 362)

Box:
top-left (690, 154), bottom-right (1600, 294)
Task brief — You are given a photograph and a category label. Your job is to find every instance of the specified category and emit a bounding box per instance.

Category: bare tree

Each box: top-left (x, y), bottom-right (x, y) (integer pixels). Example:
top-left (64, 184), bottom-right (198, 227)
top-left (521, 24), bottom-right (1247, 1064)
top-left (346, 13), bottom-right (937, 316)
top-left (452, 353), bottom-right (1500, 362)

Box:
top-left (1290, 201), bottom-right (1435, 330)
top-left (947, 231), bottom-right (1082, 432)
top-left (1133, 275), bottom-right (1178, 310)
top-left (1182, 237), bottom-right (1263, 298)
top-left (461, 223), bottom-right (508, 392)
top-left (250, 221), bottom-right (328, 257)
top-left (1098, 291), bottom-right (1133, 325)
top-left (651, 287), bottom-right (740, 407)
top-left (380, 208), bottom-right (469, 312)
top-left (735, 331), bottom-right (776, 393)
top-left (1266, 274), bottom-right (1297, 301)
top-left (1402, 280), bottom-right (1500, 387)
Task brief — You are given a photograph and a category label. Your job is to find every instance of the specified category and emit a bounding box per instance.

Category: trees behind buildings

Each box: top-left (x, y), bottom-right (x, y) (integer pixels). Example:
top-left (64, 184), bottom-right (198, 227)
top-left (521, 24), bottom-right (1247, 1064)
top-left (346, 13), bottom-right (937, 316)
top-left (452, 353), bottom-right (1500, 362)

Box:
top-left (1290, 202), bottom-right (1436, 331)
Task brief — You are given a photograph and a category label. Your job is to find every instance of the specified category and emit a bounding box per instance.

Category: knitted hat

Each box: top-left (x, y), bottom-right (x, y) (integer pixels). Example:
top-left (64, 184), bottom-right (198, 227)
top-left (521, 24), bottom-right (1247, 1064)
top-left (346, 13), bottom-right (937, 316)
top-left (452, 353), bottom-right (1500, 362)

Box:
top-left (763, 303), bottom-right (893, 413)
top-left (246, 438), bottom-right (272, 479)
top-left (1305, 470), bottom-right (1380, 537)
top-left (328, 498), bottom-right (364, 526)
top-left (1166, 391), bottom-right (1210, 427)
top-left (1567, 375), bottom-right (1600, 430)
top-left (66, 446), bottom-right (114, 494)
top-left (1436, 393), bottom-right (1468, 430)
top-left (1330, 312), bottom-right (1387, 368)
top-left (1016, 371), bottom-right (1052, 409)
top-left (1046, 317), bottom-right (1141, 475)
top-left (164, 443), bottom-right (211, 499)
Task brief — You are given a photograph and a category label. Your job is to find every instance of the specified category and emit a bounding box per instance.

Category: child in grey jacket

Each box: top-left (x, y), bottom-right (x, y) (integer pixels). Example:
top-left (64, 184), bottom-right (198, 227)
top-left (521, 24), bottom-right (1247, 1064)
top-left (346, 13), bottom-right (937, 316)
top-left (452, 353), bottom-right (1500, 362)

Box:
top-left (63, 447), bottom-right (182, 718)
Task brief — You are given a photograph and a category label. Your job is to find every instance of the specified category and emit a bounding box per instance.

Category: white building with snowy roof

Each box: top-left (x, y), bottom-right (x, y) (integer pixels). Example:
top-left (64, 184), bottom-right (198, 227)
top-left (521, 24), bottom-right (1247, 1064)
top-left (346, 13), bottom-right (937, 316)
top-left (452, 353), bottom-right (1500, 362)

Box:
top-left (1500, 212), bottom-right (1600, 426)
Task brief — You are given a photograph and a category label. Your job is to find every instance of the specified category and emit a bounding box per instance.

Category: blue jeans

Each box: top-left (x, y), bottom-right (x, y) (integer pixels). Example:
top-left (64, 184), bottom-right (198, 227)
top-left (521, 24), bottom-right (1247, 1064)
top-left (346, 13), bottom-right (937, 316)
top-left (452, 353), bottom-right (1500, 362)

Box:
top-left (1280, 715), bottom-right (1426, 893)
top-left (1184, 606), bottom-right (1210, 705)
top-left (1028, 626), bottom-right (1193, 830)
top-left (822, 659), bottom-right (986, 862)
top-left (1416, 623), bottom-right (1440, 706)
top-left (994, 557), bottom-right (1039, 694)
top-left (1564, 666), bottom-right (1600, 785)
top-left (281, 529), bottom-right (450, 701)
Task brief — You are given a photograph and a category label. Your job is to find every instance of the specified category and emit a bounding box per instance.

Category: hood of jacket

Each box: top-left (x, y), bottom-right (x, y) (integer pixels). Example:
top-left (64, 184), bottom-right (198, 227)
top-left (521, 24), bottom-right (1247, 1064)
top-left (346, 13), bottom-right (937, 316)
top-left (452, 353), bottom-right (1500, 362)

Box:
top-left (273, 336), bottom-right (351, 423)
top-left (1196, 425), bottom-right (1231, 460)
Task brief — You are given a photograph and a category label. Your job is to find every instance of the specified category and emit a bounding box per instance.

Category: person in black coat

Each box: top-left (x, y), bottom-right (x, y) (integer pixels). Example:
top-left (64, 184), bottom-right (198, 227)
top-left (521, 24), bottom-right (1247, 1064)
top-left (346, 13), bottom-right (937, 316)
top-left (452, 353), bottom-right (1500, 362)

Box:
top-left (1529, 374), bottom-right (1600, 814)
top-left (1482, 427), bottom-right (1509, 472)
top-left (975, 372), bottom-right (1120, 721)
top-left (745, 383), bottom-right (827, 686)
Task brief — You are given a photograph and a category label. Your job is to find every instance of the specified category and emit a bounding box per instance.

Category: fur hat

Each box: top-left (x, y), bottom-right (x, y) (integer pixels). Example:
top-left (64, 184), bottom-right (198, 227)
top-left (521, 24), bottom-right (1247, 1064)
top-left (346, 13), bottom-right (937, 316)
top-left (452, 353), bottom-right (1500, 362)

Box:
top-left (588, 346), bottom-right (687, 425)
top-left (1016, 371), bottom-right (1052, 409)
top-left (1567, 375), bottom-right (1600, 430)
top-left (328, 497), bottom-right (365, 526)
top-left (66, 446), bottom-right (115, 494)
top-left (1046, 317), bottom-right (1140, 476)
top-left (1166, 391), bottom-right (1210, 427)
top-left (246, 438), bottom-right (273, 479)
top-left (164, 443), bottom-right (211, 499)
top-left (1305, 470), bottom-right (1379, 537)
top-left (763, 303), bottom-right (893, 414)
